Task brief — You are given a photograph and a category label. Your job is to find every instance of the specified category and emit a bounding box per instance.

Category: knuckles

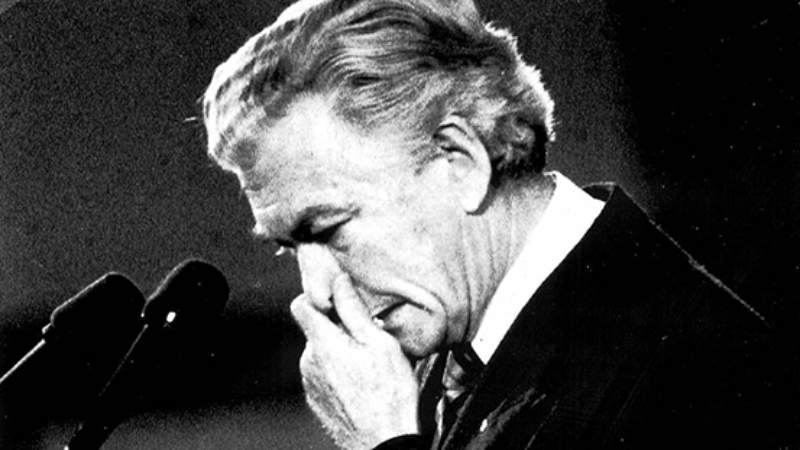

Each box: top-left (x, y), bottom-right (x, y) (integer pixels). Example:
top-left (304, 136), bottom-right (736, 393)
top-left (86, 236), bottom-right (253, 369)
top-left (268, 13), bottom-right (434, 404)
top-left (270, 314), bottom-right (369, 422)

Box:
top-left (289, 294), bottom-right (307, 320)
top-left (299, 343), bottom-right (320, 378)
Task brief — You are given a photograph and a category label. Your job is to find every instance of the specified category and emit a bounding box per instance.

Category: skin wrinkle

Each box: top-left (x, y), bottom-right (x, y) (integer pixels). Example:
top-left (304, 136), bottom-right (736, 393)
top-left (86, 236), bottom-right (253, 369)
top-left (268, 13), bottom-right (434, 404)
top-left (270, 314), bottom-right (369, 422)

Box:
top-left (455, 174), bottom-right (554, 343)
top-left (460, 211), bottom-right (497, 343)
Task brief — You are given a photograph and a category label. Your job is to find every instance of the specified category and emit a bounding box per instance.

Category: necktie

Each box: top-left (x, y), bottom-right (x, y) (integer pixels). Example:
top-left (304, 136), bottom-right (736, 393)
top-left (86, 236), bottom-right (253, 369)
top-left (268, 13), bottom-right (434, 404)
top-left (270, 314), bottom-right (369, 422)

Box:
top-left (433, 344), bottom-right (484, 447)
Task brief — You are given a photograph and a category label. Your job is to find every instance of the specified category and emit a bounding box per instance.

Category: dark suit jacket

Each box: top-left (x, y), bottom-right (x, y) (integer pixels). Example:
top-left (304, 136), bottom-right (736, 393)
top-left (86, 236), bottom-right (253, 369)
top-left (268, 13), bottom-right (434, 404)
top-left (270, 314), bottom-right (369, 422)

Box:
top-left (415, 184), bottom-right (794, 449)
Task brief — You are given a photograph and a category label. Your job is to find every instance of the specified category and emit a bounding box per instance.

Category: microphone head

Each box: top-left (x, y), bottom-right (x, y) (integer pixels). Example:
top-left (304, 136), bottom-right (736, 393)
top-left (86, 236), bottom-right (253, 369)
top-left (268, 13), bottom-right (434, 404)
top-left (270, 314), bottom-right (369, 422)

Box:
top-left (44, 272), bottom-right (145, 344)
top-left (142, 259), bottom-right (229, 328)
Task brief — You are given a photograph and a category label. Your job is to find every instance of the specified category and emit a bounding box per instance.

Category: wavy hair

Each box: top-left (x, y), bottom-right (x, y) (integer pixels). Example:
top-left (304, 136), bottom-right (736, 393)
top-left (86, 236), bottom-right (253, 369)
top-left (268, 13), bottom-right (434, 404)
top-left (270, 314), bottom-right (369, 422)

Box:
top-left (203, 0), bottom-right (554, 184)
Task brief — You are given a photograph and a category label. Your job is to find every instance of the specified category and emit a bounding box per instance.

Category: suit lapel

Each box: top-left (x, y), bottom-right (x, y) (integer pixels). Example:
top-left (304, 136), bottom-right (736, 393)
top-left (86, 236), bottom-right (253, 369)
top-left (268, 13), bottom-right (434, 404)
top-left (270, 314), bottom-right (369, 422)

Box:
top-left (439, 184), bottom-right (675, 449)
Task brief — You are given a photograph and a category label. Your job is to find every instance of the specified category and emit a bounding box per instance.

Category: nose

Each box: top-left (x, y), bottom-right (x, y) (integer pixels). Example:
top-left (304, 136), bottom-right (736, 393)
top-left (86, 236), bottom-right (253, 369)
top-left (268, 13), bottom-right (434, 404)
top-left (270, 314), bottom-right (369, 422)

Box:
top-left (296, 243), bottom-right (342, 313)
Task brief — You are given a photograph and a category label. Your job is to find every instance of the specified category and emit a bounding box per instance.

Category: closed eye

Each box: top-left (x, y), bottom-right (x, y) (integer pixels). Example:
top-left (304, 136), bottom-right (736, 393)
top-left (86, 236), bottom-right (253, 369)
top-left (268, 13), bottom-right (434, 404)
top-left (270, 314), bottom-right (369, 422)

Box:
top-left (291, 219), bottom-right (347, 245)
top-left (260, 204), bottom-right (358, 251)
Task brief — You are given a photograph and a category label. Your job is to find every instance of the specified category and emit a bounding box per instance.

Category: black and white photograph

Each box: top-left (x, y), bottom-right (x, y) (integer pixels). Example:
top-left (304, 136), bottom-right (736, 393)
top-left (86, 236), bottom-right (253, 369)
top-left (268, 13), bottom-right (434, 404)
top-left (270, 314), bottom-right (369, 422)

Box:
top-left (1, 0), bottom-right (798, 448)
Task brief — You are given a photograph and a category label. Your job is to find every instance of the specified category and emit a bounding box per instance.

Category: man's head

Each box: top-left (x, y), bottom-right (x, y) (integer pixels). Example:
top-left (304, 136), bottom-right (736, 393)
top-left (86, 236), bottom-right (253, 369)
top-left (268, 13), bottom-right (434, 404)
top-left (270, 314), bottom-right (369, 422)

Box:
top-left (203, 0), bottom-right (555, 358)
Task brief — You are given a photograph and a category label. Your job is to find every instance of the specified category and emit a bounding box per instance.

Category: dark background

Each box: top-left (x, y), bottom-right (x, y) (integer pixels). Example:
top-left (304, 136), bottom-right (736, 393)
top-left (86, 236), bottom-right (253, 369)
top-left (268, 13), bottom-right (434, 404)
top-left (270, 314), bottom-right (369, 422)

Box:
top-left (1, 0), bottom-right (797, 448)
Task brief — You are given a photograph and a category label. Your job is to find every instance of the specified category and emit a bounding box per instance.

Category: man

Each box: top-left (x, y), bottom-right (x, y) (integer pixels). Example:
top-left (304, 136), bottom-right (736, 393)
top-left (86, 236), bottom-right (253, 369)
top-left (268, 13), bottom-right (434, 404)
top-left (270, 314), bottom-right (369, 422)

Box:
top-left (202, 0), bottom-right (791, 448)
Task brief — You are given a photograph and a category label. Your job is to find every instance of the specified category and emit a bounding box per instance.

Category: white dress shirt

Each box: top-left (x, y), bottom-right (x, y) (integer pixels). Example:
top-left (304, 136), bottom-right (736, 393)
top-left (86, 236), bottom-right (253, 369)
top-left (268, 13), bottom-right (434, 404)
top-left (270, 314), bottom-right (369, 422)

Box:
top-left (471, 171), bottom-right (605, 363)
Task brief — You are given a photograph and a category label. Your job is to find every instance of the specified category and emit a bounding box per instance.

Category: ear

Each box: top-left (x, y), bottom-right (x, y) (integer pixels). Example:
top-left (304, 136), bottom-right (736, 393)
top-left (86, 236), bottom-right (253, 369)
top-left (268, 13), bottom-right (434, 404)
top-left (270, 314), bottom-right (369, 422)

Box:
top-left (433, 115), bottom-right (492, 213)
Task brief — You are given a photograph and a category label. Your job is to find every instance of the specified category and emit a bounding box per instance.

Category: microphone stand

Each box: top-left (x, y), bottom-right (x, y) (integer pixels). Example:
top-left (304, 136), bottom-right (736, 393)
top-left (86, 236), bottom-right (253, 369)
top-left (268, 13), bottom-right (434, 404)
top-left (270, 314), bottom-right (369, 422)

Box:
top-left (64, 321), bottom-right (159, 450)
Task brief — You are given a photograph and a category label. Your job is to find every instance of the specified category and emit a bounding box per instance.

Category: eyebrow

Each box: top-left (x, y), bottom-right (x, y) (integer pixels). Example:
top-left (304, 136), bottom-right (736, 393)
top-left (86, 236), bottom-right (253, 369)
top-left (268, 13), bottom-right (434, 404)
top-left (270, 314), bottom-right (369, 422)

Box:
top-left (250, 202), bottom-right (358, 247)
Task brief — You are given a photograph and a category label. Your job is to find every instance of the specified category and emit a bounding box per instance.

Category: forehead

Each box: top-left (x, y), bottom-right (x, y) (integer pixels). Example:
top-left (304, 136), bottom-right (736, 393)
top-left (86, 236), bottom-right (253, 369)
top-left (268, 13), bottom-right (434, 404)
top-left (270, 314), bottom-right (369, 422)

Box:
top-left (241, 95), bottom-right (411, 187)
top-left (237, 95), bottom-right (417, 233)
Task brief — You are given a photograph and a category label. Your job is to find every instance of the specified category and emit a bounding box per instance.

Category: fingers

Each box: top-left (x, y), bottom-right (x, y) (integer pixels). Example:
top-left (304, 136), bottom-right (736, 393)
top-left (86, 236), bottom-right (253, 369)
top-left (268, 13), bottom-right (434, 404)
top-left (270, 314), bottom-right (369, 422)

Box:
top-left (296, 244), bottom-right (339, 313)
top-left (294, 246), bottom-right (383, 343)
top-left (331, 273), bottom-right (383, 342)
top-left (291, 294), bottom-right (343, 342)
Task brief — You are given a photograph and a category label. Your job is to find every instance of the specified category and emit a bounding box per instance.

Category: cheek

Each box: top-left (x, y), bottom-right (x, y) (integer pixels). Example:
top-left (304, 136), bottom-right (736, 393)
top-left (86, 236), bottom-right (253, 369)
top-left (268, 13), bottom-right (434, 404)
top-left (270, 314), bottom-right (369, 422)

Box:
top-left (343, 220), bottom-right (437, 276)
top-left (391, 304), bottom-right (449, 358)
top-left (411, 217), bottom-right (430, 237)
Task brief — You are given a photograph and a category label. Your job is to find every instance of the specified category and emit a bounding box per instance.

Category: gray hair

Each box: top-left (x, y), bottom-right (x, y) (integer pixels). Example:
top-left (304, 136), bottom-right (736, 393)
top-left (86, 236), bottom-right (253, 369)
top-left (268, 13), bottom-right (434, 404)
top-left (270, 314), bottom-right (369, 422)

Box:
top-left (203, 0), bottom-right (554, 185)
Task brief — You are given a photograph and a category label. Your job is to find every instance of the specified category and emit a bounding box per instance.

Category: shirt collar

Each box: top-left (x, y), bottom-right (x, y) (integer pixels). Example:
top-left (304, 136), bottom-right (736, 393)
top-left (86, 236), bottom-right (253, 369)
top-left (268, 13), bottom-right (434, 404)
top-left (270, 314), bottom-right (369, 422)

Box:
top-left (471, 171), bottom-right (605, 363)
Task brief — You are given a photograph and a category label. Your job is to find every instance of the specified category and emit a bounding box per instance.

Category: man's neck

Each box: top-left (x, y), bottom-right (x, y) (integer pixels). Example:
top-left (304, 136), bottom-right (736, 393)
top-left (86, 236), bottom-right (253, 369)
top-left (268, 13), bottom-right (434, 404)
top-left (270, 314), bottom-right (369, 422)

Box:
top-left (458, 173), bottom-right (556, 342)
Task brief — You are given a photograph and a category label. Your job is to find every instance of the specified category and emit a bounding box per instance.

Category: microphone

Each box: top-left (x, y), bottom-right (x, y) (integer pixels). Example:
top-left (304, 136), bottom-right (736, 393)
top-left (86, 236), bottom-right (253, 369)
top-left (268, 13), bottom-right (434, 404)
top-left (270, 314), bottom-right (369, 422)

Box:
top-left (66, 259), bottom-right (229, 450)
top-left (0, 273), bottom-right (145, 390)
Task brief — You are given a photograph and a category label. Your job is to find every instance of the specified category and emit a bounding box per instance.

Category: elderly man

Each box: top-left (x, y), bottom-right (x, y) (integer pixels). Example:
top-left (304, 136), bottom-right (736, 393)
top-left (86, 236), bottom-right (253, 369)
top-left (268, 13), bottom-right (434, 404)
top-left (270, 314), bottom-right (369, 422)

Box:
top-left (202, 0), bottom-right (789, 448)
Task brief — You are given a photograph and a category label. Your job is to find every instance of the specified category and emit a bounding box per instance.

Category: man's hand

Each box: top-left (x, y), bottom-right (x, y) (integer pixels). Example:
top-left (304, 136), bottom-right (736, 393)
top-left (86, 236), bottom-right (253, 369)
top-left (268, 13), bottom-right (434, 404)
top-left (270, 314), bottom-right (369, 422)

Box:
top-left (291, 273), bottom-right (420, 450)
